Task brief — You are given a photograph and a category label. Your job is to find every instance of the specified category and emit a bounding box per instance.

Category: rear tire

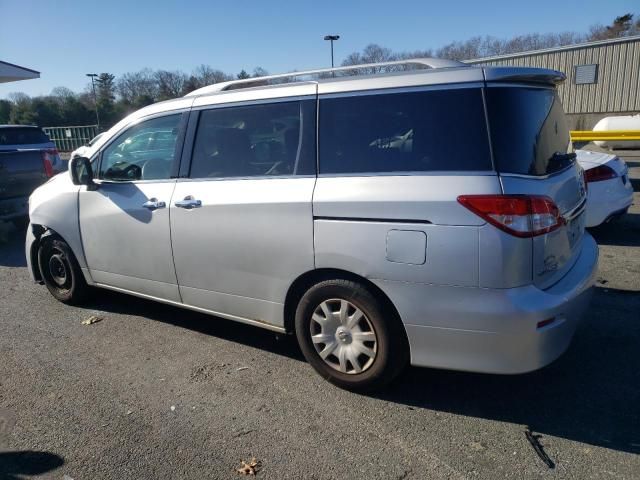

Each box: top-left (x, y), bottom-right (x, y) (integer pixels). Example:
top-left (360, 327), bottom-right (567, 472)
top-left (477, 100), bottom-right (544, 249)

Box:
top-left (295, 279), bottom-right (408, 391)
top-left (38, 236), bottom-right (89, 305)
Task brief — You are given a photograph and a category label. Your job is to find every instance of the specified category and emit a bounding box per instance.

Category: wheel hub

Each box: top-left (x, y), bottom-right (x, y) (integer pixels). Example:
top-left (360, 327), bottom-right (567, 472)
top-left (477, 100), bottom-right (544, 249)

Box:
top-left (336, 327), bottom-right (352, 344)
top-left (309, 298), bottom-right (378, 375)
top-left (48, 254), bottom-right (67, 287)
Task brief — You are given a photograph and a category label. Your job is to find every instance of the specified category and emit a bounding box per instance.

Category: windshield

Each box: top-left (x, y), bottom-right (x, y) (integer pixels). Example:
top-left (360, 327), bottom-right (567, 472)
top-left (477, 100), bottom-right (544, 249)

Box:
top-left (485, 86), bottom-right (573, 176)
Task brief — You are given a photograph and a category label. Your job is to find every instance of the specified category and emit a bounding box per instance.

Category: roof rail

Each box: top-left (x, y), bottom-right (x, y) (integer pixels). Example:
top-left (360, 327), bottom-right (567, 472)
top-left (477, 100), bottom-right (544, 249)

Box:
top-left (185, 58), bottom-right (468, 97)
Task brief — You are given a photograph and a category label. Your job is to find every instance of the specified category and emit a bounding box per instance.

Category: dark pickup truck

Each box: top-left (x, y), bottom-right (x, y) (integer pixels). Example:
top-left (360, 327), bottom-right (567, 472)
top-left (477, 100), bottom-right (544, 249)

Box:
top-left (0, 125), bottom-right (63, 224)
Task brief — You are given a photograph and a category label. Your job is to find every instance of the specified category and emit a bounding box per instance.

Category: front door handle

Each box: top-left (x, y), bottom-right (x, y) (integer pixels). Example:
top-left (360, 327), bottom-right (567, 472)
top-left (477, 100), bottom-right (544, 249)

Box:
top-left (142, 198), bottom-right (166, 210)
top-left (175, 196), bottom-right (202, 209)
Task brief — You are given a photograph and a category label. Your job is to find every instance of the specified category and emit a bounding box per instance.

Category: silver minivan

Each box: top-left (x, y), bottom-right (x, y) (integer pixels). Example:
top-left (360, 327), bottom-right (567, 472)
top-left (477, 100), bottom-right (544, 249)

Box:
top-left (26, 59), bottom-right (598, 390)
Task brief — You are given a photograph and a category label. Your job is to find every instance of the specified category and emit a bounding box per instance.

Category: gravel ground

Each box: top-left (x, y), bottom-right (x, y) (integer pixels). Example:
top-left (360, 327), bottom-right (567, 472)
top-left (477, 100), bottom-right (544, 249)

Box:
top-left (0, 150), bottom-right (638, 480)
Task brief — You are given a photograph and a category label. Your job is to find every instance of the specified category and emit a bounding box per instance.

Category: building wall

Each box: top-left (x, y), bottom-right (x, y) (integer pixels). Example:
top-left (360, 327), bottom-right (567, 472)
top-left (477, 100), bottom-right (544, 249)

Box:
top-left (468, 37), bottom-right (640, 121)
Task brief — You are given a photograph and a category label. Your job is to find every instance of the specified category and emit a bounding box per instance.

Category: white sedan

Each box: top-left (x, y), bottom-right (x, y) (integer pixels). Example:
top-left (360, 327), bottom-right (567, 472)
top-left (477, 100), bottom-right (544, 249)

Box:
top-left (576, 149), bottom-right (634, 227)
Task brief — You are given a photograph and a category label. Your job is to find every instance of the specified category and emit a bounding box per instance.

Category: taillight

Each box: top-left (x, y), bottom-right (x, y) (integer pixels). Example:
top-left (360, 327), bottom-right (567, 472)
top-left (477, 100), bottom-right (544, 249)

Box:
top-left (41, 149), bottom-right (55, 177)
top-left (584, 164), bottom-right (617, 183)
top-left (457, 195), bottom-right (565, 238)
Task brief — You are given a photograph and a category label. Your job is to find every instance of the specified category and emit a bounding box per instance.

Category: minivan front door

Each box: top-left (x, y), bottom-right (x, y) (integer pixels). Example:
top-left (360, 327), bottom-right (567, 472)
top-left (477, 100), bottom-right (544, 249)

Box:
top-left (79, 114), bottom-right (185, 301)
top-left (170, 97), bottom-right (317, 328)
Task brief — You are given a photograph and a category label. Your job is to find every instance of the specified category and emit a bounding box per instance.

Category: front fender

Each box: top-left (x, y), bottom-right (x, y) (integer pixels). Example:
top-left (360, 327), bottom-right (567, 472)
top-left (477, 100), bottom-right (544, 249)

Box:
top-left (28, 174), bottom-right (93, 285)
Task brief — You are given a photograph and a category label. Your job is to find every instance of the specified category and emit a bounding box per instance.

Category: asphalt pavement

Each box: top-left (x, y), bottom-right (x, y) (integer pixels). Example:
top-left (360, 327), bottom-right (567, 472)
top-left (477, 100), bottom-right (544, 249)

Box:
top-left (0, 151), bottom-right (638, 479)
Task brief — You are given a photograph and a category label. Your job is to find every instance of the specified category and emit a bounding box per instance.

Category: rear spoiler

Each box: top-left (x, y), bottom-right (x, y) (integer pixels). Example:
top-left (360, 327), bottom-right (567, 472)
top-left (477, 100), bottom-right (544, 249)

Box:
top-left (482, 67), bottom-right (566, 86)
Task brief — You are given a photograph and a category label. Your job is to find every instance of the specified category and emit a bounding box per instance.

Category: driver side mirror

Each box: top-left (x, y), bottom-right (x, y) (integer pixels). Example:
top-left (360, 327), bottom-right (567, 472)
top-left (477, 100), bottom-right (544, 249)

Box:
top-left (69, 156), bottom-right (98, 190)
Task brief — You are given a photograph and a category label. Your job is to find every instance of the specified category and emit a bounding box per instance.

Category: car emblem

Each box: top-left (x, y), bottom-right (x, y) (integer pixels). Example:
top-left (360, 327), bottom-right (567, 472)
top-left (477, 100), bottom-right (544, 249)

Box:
top-left (538, 255), bottom-right (559, 275)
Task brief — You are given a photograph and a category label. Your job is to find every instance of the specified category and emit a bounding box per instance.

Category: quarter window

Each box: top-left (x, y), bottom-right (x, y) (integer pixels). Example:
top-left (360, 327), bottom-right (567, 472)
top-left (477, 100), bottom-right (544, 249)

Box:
top-left (99, 114), bottom-right (181, 181)
top-left (189, 100), bottom-right (315, 179)
top-left (485, 87), bottom-right (572, 176)
top-left (319, 88), bottom-right (492, 174)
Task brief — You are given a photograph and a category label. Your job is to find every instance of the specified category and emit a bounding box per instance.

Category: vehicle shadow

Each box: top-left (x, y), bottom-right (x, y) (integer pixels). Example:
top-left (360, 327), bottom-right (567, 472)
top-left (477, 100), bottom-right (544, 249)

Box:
top-left (0, 451), bottom-right (64, 479)
top-left (4, 220), bottom-right (637, 455)
top-left (0, 222), bottom-right (27, 267)
top-left (86, 285), bottom-right (640, 455)
top-left (589, 213), bottom-right (640, 247)
top-left (375, 285), bottom-right (640, 455)
top-left (85, 289), bottom-right (305, 362)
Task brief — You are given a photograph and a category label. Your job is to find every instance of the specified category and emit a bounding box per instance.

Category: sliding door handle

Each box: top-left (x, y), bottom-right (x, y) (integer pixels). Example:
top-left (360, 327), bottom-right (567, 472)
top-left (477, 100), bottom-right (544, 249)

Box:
top-left (175, 196), bottom-right (202, 209)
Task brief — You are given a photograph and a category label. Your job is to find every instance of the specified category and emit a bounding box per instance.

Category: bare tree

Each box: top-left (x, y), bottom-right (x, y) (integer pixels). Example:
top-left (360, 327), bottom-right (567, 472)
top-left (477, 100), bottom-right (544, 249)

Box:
top-left (341, 44), bottom-right (398, 74)
top-left (116, 69), bottom-right (159, 106)
top-left (155, 70), bottom-right (187, 100)
top-left (252, 67), bottom-right (269, 78)
top-left (50, 87), bottom-right (76, 99)
top-left (194, 65), bottom-right (232, 85)
top-left (588, 13), bottom-right (639, 41)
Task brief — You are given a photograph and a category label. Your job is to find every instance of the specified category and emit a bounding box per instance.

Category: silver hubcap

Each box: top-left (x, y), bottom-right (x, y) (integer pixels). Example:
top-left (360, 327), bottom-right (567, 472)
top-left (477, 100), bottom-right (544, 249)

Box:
top-left (310, 299), bottom-right (377, 374)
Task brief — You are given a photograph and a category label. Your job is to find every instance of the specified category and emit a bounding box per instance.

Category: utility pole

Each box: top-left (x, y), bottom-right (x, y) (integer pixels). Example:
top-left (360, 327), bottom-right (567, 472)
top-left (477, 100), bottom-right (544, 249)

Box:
top-left (324, 35), bottom-right (340, 68)
top-left (86, 73), bottom-right (100, 130)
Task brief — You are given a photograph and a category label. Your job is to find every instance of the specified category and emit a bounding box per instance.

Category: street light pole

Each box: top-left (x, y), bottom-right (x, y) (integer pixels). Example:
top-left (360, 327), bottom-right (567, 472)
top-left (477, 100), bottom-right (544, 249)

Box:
top-left (86, 73), bottom-right (100, 130)
top-left (324, 35), bottom-right (340, 68)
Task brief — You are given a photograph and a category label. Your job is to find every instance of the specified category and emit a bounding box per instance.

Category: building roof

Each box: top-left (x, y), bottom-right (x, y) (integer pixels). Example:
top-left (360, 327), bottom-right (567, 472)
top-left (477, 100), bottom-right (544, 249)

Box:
top-left (0, 60), bottom-right (40, 83)
top-left (467, 34), bottom-right (640, 63)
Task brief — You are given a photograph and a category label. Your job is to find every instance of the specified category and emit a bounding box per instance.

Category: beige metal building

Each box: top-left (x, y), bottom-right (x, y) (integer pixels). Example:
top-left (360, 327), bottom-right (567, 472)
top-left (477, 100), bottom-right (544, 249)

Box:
top-left (467, 35), bottom-right (640, 129)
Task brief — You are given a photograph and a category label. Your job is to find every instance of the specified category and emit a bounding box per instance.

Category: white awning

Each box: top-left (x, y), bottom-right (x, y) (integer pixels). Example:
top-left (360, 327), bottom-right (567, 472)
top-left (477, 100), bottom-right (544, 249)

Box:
top-left (0, 60), bottom-right (40, 83)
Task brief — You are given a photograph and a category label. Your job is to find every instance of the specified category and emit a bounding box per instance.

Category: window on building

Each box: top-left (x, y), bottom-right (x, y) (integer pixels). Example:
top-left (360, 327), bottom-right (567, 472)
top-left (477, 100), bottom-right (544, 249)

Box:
top-left (574, 64), bottom-right (598, 85)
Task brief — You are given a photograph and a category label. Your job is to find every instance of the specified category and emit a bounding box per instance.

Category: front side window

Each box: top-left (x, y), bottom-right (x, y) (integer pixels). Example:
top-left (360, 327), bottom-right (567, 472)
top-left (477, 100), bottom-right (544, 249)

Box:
top-left (189, 100), bottom-right (315, 179)
top-left (319, 88), bottom-right (493, 174)
top-left (99, 114), bottom-right (181, 181)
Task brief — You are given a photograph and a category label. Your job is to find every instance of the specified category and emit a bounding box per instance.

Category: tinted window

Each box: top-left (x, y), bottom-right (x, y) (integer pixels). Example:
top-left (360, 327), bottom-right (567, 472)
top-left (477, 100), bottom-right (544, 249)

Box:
top-left (0, 127), bottom-right (50, 145)
top-left (319, 88), bottom-right (492, 174)
top-left (190, 100), bottom-right (315, 179)
top-left (486, 87), bottom-right (572, 176)
top-left (100, 115), bottom-right (181, 181)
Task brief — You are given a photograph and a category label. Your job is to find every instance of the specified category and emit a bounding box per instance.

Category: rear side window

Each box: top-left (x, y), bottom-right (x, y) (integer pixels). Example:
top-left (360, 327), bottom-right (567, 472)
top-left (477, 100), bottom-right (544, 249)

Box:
top-left (485, 87), bottom-right (572, 176)
top-left (319, 88), bottom-right (492, 174)
top-left (190, 100), bottom-right (315, 179)
top-left (0, 127), bottom-right (50, 145)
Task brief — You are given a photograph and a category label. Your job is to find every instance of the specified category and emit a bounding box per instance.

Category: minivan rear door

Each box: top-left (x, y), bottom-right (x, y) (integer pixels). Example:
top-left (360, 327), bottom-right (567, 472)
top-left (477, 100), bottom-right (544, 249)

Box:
top-left (485, 84), bottom-right (587, 289)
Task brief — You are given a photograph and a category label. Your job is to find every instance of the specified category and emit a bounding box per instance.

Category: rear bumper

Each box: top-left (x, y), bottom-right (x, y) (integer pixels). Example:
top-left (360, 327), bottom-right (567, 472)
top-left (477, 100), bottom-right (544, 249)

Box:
top-left (0, 196), bottom-right (29, 221)
top-left (374, 233), bottom-right (599, 374)
top-left (585, 177), bottom-right (633, 227)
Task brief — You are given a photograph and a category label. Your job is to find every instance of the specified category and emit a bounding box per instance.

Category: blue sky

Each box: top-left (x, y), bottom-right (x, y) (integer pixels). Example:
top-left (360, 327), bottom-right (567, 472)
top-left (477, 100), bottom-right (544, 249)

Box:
top-left (0, 0), bottom-right (637, 98)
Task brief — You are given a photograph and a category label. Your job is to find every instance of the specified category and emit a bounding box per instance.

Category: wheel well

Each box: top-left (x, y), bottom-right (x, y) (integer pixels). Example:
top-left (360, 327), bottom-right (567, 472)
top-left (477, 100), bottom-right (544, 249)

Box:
top-left (29, 225), bottom-right (63, 283)
top-left (283, 268), bottom-right (407, 339)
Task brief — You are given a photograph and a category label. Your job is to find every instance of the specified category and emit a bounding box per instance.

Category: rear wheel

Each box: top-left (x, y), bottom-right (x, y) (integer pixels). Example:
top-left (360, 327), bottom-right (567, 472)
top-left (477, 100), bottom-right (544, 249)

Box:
top-left (295, 279), bottom-right (408, 391)
top-left (38, 236), bottom-right (89, 305)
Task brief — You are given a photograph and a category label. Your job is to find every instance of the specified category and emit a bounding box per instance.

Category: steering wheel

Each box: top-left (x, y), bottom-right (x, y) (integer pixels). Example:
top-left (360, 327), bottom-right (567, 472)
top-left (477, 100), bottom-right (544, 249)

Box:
top-left (142, 158), bottom-right (169, 180)
top-left (122, 164), bottom-right (142, 180)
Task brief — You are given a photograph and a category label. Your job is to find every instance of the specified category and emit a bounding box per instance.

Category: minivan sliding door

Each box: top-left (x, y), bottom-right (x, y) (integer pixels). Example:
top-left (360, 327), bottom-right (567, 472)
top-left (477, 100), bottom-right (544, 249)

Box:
top-left (170, 93), bottom-right (317, 328)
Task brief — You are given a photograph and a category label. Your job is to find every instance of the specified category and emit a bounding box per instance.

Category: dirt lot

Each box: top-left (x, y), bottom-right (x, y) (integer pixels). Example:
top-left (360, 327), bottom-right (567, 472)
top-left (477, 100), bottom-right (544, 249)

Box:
top-left (0, 151), bottom-right (638, 479)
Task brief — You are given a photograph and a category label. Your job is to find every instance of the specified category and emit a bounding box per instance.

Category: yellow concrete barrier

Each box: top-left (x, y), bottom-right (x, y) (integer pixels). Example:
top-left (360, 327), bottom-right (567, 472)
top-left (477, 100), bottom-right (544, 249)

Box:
top-left (570, 130), bottom-right (640, 141)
